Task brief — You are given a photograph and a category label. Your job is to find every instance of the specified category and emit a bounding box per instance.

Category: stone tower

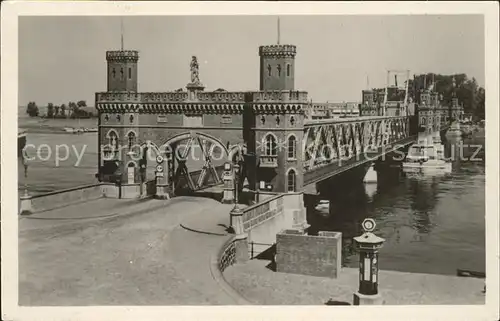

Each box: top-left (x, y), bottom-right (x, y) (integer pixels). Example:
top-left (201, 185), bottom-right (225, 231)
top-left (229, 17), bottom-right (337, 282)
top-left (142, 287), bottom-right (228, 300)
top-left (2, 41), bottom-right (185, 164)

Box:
top-left (106, 50), bottom-right (139, 92)
top-left (99, 50), bottom-right (140, 186)
top-left (246, 44), bottom-right (306, 195)
top-left (259, 45), bottom-right (296, 91)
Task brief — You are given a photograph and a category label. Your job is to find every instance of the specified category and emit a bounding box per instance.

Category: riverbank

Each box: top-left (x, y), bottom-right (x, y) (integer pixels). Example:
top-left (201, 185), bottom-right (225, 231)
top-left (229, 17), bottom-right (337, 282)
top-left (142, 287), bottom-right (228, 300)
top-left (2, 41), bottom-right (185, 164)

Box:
top-left (223, 259), bottom-right (485, 305)
top-left (19, 116), bottom-right (97, 134)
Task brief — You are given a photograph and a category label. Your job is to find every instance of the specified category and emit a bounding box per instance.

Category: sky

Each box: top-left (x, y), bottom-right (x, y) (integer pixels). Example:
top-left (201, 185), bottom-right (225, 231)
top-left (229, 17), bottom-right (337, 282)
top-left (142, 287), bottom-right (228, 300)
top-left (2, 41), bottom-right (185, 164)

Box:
top-left (18, 15), bottom-right (485, 107)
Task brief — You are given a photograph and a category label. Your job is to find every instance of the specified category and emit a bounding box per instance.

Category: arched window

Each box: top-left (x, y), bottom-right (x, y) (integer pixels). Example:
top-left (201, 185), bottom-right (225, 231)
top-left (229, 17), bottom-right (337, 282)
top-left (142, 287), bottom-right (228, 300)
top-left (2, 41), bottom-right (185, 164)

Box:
top-left (107, 130), bottom-right (118, 149)
top-left (264, 134), bottom-right (277, 156)
top-left (128, 67), bottom-right (132, 79)
top-left (287, 64), bottom-right (291, 77)
top-left (267, 64), bottom-right (272, 76)
top-left (287, 169), bottom-right (296, 192)
top-left (120, 68), bottom-right (124, 79)
top-left (277, 64), bottom-right (282, 77)
top-left (287, 135), bottom-right (297, 159)
top-left (127, 131), bottom-right (136, 150)
top-left (112, 68), bottom-right (116, 78)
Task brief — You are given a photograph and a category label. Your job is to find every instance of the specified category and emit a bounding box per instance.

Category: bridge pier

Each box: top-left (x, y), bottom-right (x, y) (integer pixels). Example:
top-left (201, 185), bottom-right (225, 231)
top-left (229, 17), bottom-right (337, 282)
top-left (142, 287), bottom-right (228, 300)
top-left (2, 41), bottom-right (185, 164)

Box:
top-left (286, 192), bottom-right (309, 232)
top-left (363, 163), bottom-right (378, 184)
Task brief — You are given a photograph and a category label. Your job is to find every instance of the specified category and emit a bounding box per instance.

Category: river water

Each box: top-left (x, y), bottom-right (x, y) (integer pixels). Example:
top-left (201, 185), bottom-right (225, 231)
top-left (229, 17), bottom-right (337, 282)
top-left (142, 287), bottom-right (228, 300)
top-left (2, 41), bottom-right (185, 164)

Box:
top-left (308, 133), bottom-right (486, 276)
top-left (18, 128), bottom-right (486, 276)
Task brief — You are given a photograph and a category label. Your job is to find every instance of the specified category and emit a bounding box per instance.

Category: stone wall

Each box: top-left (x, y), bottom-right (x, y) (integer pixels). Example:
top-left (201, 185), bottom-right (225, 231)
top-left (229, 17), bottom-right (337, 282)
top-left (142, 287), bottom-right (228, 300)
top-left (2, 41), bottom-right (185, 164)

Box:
top-left (276, 230), bottom-right (342, 278)
top-left (25, 184), bottom-right (104, 214)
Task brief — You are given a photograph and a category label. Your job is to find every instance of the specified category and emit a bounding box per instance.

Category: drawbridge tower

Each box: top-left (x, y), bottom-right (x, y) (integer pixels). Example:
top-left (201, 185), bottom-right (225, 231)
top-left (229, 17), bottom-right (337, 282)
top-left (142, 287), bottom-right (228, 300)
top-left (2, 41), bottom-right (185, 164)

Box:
top-left (246, 43), bottom-right (307, 195)
top-left (98, 49), bottom-right (141, 184)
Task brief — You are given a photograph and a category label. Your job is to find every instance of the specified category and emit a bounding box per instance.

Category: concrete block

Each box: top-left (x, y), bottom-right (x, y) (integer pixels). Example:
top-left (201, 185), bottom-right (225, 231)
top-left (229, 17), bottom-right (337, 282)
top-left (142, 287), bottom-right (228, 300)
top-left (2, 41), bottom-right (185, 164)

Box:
top-left (276, 230), bottom-right (342, 278)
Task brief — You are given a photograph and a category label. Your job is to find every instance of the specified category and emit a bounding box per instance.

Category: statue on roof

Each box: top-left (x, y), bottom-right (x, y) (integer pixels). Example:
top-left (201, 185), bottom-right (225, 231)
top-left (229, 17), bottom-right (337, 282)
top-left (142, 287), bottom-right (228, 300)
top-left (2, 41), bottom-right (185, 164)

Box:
top-left (190, 56), bottom-right (200, 84)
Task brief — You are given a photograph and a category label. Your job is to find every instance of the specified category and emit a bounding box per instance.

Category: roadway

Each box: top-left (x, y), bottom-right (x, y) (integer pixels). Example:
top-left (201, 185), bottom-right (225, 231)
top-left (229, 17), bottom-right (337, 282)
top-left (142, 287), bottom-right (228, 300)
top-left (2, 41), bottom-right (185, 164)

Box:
top-left (19, 196), bottom-right (238, 305)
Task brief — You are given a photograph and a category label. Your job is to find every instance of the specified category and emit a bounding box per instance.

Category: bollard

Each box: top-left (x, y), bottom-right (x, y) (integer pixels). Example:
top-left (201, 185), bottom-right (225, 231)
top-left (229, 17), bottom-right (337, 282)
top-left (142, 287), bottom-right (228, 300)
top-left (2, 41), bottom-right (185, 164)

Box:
top-left (222, 162), bottom-right (235, 204)
top-left (19, 188), bottom-right (33, 215)
top-left (353, 218), bottom-right (385, 305)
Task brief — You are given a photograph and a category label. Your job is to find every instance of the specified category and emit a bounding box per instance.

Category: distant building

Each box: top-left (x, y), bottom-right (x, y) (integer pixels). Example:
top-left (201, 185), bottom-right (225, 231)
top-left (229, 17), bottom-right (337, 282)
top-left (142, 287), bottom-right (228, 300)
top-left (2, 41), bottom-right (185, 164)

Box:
top-left (304, 102), bottom-right (359, 120)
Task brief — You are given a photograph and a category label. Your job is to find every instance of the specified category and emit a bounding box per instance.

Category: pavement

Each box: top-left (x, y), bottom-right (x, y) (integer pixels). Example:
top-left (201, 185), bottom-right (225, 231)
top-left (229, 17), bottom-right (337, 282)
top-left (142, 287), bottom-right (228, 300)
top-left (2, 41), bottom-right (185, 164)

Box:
top-left (19, 194), bottom-right (484, 306)
top-left (223, 259), bottom-right (486, 305)
top-left (19, 196), bottom-right (238, 305)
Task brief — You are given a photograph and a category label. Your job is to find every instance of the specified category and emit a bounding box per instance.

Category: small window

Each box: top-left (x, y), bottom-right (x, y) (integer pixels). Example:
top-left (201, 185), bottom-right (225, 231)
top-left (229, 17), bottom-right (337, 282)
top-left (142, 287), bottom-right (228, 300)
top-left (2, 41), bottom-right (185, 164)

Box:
top-left (127, 132), bottom-right (136, 150)
top-left (264, 134), bottom-right (277, 156)
top-left (157, 115), bottom-right (168, 123)
top-left (287, 135), bottom-right (297, 159)
top-left (116, 114), bottom-right (121, 121)
top-left (287, 169), bottom-right (296, 192)
top-left (104, 114), bottom-right (109, 122)
top-left (221, 115), bottom-right (232, 124)
top-left (128, 67), bottom-right (132, 79)
top-left (286, 64), bottom-right (291, 77)
top-left (277, 64), bottom-right (282, 77)
top-left (120, 68), bottom-right (124, 79)
top-left (267, 64), bottom-right (272, 77)
top-left (129, 114), bottom-right (134, 123)
top-left (112, 68), bottom-right (116, 78)
top-left (107, 130), bottom-right (118, 149)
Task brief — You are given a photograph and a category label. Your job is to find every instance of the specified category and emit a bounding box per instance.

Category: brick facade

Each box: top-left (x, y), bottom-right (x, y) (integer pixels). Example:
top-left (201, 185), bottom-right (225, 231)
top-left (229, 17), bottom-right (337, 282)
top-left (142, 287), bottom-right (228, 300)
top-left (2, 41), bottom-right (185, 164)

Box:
top-left (96, 44), bottom-right (311, 194)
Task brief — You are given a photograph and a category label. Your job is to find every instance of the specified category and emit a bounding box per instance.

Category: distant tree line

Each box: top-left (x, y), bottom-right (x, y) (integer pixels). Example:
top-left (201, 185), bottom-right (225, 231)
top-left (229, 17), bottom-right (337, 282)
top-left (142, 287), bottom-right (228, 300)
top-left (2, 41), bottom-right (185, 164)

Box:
top-left (26, 100), bottom-right (97, 119)
top-left (370, 73), bottom-right (485, 120)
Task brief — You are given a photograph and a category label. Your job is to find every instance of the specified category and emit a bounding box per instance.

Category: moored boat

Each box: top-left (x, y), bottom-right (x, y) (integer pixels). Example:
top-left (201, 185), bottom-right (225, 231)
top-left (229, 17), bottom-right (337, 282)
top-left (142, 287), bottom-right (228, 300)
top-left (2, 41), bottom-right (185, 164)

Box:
top-left (315, 200), bottom-right (330, 212)
top-left (402, 139), bottom-right (452, 173)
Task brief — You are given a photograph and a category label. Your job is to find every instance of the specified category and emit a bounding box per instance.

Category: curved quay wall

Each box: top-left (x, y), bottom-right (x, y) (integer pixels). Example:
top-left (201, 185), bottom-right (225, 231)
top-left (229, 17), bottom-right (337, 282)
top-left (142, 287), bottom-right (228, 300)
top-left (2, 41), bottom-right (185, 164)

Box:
top-left (210, 235), bottom-right (252, 305)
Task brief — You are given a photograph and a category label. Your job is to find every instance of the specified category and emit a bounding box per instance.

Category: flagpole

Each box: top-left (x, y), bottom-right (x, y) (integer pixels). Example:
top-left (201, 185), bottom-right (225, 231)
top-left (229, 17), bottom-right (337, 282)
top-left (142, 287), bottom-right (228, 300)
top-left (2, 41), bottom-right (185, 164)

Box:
top-left (120, 18), bottom-right (124, 50)
top-left (277, 17), bottom-right (280, 44)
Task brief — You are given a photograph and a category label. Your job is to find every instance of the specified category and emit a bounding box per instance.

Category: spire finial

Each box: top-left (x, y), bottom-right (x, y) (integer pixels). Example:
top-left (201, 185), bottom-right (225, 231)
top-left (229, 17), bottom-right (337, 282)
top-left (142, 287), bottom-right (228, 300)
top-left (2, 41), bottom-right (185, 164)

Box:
top-left (120, 18), bottom-right (124, 51)
top-left (366, 75), bottom-right (370, 90)
top-left (277, 17), bottom-right (281, 45)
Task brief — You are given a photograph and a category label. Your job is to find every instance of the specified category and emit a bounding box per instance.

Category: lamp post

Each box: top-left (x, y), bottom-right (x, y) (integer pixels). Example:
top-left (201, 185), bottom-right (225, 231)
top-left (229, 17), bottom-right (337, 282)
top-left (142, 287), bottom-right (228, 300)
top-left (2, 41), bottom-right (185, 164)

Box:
top-left (230, 163), bottom-right (244, 235)
top-left (353, 218), bottom-right (385, 305)
top-left (115, 165), bottom-right (122, 199)
top-left (19, 151), bottom-right (32, 215)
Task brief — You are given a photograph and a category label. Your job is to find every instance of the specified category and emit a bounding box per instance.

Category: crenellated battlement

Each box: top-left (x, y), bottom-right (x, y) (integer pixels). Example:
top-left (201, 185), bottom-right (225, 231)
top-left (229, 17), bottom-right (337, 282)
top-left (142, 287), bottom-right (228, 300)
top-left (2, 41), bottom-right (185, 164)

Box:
top-left (95, 90), bottom-right (308, 104)
top-left (259, 45), bottom-right (297, 58)
top-left (106, 50), bottom-right (139, 62)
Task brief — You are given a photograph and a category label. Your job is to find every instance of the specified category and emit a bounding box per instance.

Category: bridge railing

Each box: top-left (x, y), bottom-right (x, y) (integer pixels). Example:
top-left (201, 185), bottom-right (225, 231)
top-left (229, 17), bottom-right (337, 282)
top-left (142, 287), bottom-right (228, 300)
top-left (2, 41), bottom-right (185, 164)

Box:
top-left (242, 193), bottom-right (284, 232)
top-left (304, 115), bottom-right (406, 126)
top-left (302, 115), bottom-right (415, 186)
